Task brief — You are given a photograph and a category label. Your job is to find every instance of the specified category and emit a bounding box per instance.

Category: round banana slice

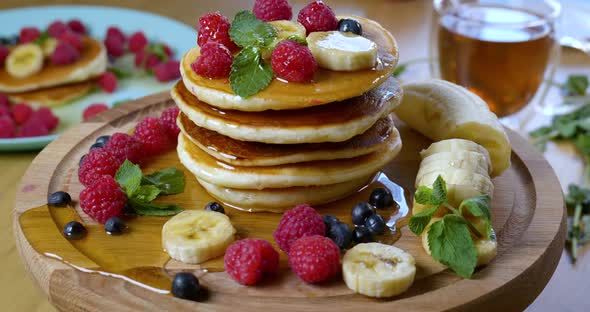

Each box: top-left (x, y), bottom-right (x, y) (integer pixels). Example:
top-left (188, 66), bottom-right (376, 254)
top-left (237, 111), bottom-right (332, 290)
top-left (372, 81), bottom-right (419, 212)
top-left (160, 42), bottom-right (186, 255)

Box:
top-left (307, 31), bottom-right (377, 71)
top-left (5, 43), bottom-right (44, 78)
top-left (262, 20), bottom-right (307, 59)
top-left (343, 243), bottom-right (416, 298)
top-left (162, 210), bottom-right (236, 264)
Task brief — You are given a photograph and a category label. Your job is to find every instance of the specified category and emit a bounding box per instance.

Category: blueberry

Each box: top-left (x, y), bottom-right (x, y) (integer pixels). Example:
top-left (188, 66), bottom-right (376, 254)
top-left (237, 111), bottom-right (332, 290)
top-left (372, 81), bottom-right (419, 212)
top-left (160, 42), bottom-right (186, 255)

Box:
top-left (365, 214), bottom-right (386, 235)
top-left (351, 201), bottom-right (374, 226)
top-left (205, 202), bottom-right (225, 214)
top-left (327, 222), bottom-right (352, 249)
top-left (63, 221), bottom-right (87, 240)
top-left (323, 215), bottom-right (339, 226)
top-left (338, 18), bottom-right (362, 36)
top-left (105, 217), bottom-right (127, 235)
top-left (369, 187), bottom-right (394, 209)
top-left (89, 142), bottom-right (104, 151)
top-left (172, 272), bottom-right (201, 301)
top-left (95, 135), bottom-right (111, 145)
top-left (48, 191), bottom-right (71, 207)
top-left (79, 154), bottom-right (87, 166)
top-left (352, 226), bottom-right (374, 244)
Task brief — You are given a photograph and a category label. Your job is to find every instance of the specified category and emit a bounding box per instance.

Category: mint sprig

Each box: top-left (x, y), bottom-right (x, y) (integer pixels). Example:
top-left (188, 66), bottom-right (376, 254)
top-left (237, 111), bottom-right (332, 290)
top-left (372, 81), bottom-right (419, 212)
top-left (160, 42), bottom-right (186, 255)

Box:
top-left (229, 10), bottom-right (276, 48)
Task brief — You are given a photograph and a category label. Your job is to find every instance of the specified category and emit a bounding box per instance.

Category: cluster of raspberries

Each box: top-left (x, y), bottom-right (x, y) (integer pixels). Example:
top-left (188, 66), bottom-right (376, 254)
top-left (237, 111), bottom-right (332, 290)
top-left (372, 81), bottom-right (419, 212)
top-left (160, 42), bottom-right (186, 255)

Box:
top-left (0, 93), bottom-right (59, 138)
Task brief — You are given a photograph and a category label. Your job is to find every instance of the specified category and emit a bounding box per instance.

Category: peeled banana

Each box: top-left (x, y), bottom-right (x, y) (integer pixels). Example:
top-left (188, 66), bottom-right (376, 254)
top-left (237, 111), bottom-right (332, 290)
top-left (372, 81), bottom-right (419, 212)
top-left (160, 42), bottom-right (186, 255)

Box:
top-left (162, 210), bottom-right (236, 264)
top-left (307, 31), bottom-right (377, 71)
top-left (394, 79), bottom-right (511, 177)
top-left (5, 43), bottom-right (44, 78)
top-left (342, 243), bottom-right (416, 298)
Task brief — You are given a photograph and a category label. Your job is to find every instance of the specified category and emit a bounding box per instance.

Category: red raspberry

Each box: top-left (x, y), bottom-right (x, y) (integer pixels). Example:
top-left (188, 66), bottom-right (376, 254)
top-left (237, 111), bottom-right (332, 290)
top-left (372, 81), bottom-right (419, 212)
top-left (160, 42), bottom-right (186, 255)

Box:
top-left (273, 204), bottom-right (325, 253)
top-left (97, 72), bottom-right (118, 93)
top-left (67, 19), bottom-right (87, 35)
top-left (191, 42), bottom-right (233, 79)
top-left (32, 108), bottom-right (59, 131)
top-left (135, 51), bottom-right (161, 69)
top-left (79, 175), bottom-right (127, 224)
top-left (132, 117), bottom-right (174, 156)
top-left (103, 132), bottom-right (144, 164)
top-left (297, 1), bottom-right (338, 34)
top-left (11, 103), bottom-right (33, 125)
top-left (79, 148), bottom-right (122, 186)
top-left (19, 27), bottom-right (41, 44)
top-left (271, 40), bottom-right (317, 82)
top-left (128, 31), bottom-right (148, 53)
top-left (0, 46), bottom-right (9, 67)
top-left (51, 41), bottom-right (81, 65)
top-left (162, 44), bottom-right (173, 57)
top-left (224, 238), bottom-right (279, 285)
top-left (47, 20), bottom-right (69, 38)
top-left (0, 105), bottom-right (9, 117)
top-left (253, 0), bottom-right (293, 22)
top-left (0, 93), bottom-right (9, 108)
top-left (159, 106), bottom-right (180, 141)
top-left (0, 116), bottom-right (16, 138)
top-left (59, 32), bottom-right (83, 51)
top-left (83, 103), bottom-right (109, 121)
top-left (105, 27), bottom-right (126, 57)
top-left (153, 60), bottom-right (181, 82)
top-left (106, 26), bottom-right (126, 42)
top-left (197, 13), bottom-right (238, 51)
top-left (18, 119), bottom-right (49, 137)
top-left (288, 235), bottom-right (341, 283)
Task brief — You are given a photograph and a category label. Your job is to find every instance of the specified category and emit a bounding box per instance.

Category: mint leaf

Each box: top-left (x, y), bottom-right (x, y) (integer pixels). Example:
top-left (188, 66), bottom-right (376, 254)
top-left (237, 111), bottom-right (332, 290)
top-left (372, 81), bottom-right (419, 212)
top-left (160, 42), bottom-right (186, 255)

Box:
top-left (108, 67), bottom-right (132, 79)
top-left (431, 175), bottom-right (447, 205)
top-left (415, 186), bottom-right (433, 205)
top-left (285, 35), bottom-right (307, 45)
top-left (135, 185), bottom-right (161, 202)
top-left (563, 75), bottom-right (589, 96)
top-left (128, 198), bottom-right (183, 216)
top-left (115, 160), bottom-right (143, 197)
top-left (142, 168), bottom-right (185, 195)
top-left (409, 206), bottom-right (439, 235)
top-left (35, 32), bottom-right (50, 45)
top-left (459, 195), bottom-right (491, 221)
top-left (146, 43), bottom-right (170, 62)
top-left (230, 46), bottom-right (273, 98)
top-left (428, 215), bottom-right (477, 278)
top-left (229, 11), bottom-right (276, 48)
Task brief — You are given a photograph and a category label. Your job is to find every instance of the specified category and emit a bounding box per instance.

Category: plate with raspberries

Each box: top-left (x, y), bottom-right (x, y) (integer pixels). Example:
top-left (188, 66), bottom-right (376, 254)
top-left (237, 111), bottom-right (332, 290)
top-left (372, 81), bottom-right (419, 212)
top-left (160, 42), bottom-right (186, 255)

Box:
top-left (0, 5), bottom-right (195, 151)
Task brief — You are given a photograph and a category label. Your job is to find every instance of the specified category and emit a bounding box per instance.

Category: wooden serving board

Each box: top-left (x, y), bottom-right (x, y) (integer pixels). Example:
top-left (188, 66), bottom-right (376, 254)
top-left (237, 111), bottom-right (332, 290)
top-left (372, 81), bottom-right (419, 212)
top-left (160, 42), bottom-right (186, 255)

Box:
top-left (13, 92), bottom-right (566, 312)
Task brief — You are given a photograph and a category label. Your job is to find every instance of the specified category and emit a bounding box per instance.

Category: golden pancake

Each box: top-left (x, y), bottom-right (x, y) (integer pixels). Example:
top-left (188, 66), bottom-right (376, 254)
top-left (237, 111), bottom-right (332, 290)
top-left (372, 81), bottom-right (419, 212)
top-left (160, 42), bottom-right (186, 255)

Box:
top-left (180, 15), bottom-right (398, 111)
top-left (177, 128), bottom-right (402, 189)
top-left (172, 77), bottom-right (402, 144)
top-left (0, 37), bottom-right (106, 93)
top-left (178, 112), bottom-right (395, 167)
top-left (7, 80), bottom-right (95, 107)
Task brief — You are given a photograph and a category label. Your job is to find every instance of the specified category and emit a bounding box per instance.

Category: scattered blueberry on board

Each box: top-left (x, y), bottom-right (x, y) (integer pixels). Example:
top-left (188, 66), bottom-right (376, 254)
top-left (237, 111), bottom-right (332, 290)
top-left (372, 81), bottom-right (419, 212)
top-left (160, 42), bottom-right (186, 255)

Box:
top-left (105, 217), bottom-right (127, 235)
top-left (352, 226), bottom-right (374, 244)
top-left (205, 202), bottom-right (225, 214)
top-left (48, 191), bottom-right (71, 207)
top-left (63, 221), bottom-right (87, 240)
top-left (369, 187), bottom-right (394, 209)
top-left (338, 18), bottom-right (362, 36)
top-left (95, 135), bottom-right (110, 145)
top-left (172, 272), bottom-right (202, 301)
top-left (365, 214), bottom-right (386, 235)
top-left (89, 142), bottom-right (104, 151)
top-left (327, 222), bottom-right (352, 249)
top-left (351, 201), bottom-right (375, 226)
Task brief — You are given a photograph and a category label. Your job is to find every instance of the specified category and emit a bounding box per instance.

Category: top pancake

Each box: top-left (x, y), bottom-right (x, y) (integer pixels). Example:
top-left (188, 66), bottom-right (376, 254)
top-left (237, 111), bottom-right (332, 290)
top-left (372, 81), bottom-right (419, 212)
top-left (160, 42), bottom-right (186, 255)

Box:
top-left (0, 37), bottom-right (107, 93)
top-left (180, 15), bottom-right (399, 112)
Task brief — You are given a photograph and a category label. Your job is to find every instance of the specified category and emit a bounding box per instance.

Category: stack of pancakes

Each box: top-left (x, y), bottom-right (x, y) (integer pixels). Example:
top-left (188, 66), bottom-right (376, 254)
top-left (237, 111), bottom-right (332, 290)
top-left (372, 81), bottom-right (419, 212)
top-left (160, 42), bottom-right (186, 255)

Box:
top-left (173, 16), bottom-right (403, 212)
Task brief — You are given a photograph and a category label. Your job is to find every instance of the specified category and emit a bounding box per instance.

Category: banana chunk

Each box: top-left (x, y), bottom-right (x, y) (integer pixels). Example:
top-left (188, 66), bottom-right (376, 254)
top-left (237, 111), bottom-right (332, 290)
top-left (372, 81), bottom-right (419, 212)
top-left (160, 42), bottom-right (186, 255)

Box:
top-left (6, 43), bottom-right (44, 78)
top-left (420, 139), bottom-right (492, 171)
top-left (162, 210), bottom-right (236, 264)
top-left (269, 20), bottom-right (306, 45)
top-left (417, 150), bottom-right (491, 183)
top-left (343, 243), bottom-right (416, 298)
top-left (307, 31), bottom-right (377, 71)
top-left (395, 79), bottom-right (510, 177)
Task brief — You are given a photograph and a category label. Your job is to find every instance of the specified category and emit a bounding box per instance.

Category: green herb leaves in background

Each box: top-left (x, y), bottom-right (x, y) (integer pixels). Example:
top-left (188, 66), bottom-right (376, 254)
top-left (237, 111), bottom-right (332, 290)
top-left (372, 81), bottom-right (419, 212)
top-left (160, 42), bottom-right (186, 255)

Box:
top-left (563, 75), bottom-right (589, 97)
top-left (565, 184), bottom-right (590, 262)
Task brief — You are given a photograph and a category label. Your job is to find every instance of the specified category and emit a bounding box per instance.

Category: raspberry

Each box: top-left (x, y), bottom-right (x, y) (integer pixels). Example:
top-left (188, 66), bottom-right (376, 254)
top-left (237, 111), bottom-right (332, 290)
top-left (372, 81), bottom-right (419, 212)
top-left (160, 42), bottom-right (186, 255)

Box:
top-left (83, 103), bottom-right (109, 121)
top-left (78, 148), bottom-right (122, 186)
top-left (153, 60), bottom-right (181, 82)
top-left (135, 51), bottom-right (161, 69)
top-left (106, 26), bottom-right (126, 42)
top-left (297, 1), bottom-right (338, 34)
top-left (103, 132), bottom-right (144, 164)
top-left (97, 72), bottom-right (118, 93)
top-left (0, 116), bottom-right (16, 138)
top-left (19, 27), bottom-right (41, 44)
top-left (271, 40), bottom-right (317, 82)
top-left (162, 44), bottom-right (173, 57)
top-left (132, 117), bottom-right (173, 156)
top-left (11, 103), bottom-right (33, 125)
top-left (288, 235), bottom-right (341, 283)
top-left (79, 175), bottom-right (127, 224)
top-left (17, 119), bottom-right (49, 137)
top-left (0, 46), bottom-right (9, 67)
top-left (273, 204), bottom-right (325, 253)
top-left (51, 41), bottom-right (81, 65)
top-left (67, 19), bottom-right (87, 35)
top-left (59, 32), bottom-right (83, 51)
top-left (191, 42), bottom-right (233, 79)
top-left (0, 93), bottom-right (9, 108)
top-left (0, 105), bottom-right (9, 117)
top-left (105, 27), bottom-right (126, 57)
top-left (197, 13), bottom-right (238, 51)
top-left (224, 238), bottom-right (279, 285)
top-left (47, 20), bottom-right (69, 38)
top-left (160, 106), bottom-right (180, 141)
top-left (32, 108), bottom-right (59, 131)
top-left (128, 31), bottom-right (148, 53)
top-left (253, 0), bottom-right (293, 22)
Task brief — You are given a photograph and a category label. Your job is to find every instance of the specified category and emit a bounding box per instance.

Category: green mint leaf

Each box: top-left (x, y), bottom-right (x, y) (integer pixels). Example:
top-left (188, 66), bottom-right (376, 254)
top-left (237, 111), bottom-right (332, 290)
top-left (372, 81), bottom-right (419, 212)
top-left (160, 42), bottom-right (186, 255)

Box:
top-left (142, 168), bottom-right (185, 195)
top-left (115, 160), bottom-right (143, 197)
top-left (431, 175), bottom-right (447, 205)
top-left (230, 46), bottom-right (273, 98)
top-left (229, 10), bottom-right (276, 48)
top-left (393, 63), bottom-right (407, 77)
top-left (428, 215), bottom-right (477, 278)
top-left (108, 67), bottom-right (132, 79)
top-left (459, 195), bottom-right (491, 221)
top-left (414, 186), bottom-right (433, 205)
top-left (563, 75), bottom-right (589, 96)
top-left (146, 43), bottom-right (169, 62)
top-left (285, 35), bottom-right (307, 45)
top-left (35, 32), bottom-right (50, 45)
top-left (408, 206), bottom-right (439, 235)
top-left (555, 119), bottom-right (578, 138)
top-left (134, 185), bottom-right (161, 202)
top-left (128, 198), bottom-right (183, 216)
top-left (575, 134), bottom-right (590, 155)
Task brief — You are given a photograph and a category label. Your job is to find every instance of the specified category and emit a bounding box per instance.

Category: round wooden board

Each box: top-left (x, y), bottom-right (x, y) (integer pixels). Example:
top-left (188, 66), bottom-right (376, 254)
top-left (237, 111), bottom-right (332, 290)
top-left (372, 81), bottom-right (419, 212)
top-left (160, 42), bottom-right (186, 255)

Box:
top-left (13, 92), bottom-right (566, 312)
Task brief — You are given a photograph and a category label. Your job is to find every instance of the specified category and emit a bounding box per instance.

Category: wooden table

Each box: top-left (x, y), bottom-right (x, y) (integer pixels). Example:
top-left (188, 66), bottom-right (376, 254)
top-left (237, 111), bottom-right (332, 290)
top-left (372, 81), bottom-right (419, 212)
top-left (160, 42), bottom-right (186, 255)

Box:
top-left (1, 0), bottom-right (588, 311)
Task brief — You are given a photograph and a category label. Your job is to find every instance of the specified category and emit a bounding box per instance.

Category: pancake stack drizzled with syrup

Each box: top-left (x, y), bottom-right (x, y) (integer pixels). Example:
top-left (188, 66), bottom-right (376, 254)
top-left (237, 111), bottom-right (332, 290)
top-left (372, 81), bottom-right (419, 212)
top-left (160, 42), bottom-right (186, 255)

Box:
top-left (172, 15), bottom-right (403, 212)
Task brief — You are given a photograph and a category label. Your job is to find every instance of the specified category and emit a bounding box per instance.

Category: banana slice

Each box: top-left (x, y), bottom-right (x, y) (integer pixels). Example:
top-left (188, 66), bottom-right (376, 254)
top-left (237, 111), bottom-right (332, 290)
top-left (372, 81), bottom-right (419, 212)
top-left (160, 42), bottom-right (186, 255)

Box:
top-left (394, 79), bottom-right (510, 177)
top-left (343, 243), bottom-right (416, 298)
top-left (162, 210), bottom-right (236, 264)
top-left (5, 43), bottom-right (44, 78)
top-left (262, 20), bottom-right (307, 60)
top-left (420, 139), bottom-right (492, 172)
top-left (307, 31), bottom-right (377, 71)
top-left (417, 151), bottom-right (491, 183)
top-left (41, 38), bottom-right (58, 57)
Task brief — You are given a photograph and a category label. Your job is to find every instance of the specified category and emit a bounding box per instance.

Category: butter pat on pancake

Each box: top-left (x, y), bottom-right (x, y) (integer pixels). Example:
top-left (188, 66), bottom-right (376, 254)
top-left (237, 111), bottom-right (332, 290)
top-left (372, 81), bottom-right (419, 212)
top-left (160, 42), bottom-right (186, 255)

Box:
top-left (8, 80), bottom-right (95, 107)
